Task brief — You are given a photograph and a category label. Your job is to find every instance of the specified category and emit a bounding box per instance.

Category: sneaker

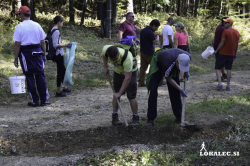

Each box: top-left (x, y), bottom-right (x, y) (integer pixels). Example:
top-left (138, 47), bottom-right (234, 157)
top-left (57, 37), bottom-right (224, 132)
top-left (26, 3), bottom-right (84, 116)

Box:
top-left (63, 88), bottom-right (72, 93)
top-left (129, 115), bottom-right (140, 127)
top-left (28, 102), bottom-right (39, 107)
top-left (138, 84), bottom-right (146, 87)
top-left (40, 101), bottom-right (51, 106)
top-left (55, 91), bottom-right (67, 97)
top-left (145, 120), bottom-right (154, 127)
top-left (216, 84), bottom-right (223, 91)
top-left (112, 113), bottom-right (122, 126)
top-left (226, 85), bottom-right (232, 91)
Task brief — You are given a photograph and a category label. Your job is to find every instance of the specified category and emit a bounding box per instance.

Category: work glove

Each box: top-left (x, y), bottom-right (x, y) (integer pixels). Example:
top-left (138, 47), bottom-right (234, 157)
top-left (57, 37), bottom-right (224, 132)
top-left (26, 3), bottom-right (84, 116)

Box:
top-left (42, 54), bottom-right (47, 63)
top-left (180, 89), bottom-right (188, 97)
top-left (184, 72), bottom-right (190, 80)
top-left (65, 42), bottom-right (72, 48)
top-left (14, 58), bottom-right (19, 68)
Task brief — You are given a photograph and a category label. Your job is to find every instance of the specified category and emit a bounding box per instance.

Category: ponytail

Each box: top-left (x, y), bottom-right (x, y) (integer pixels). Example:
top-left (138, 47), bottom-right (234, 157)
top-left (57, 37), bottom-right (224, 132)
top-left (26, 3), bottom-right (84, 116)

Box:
top-left (181, 27), bottom-right (188, 36)
top-left (47, 15), bottom-right (64, 34)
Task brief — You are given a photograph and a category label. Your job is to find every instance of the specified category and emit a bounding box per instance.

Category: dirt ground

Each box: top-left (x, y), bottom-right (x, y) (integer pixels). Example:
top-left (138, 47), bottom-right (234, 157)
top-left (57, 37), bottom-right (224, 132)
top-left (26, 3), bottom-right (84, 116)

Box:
top-left (0, 70), bottom-right (250, 165)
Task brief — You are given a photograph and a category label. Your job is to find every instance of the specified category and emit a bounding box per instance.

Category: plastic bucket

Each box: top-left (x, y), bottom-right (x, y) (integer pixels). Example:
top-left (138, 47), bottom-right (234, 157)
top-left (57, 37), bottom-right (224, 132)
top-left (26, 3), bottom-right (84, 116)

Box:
top-left (137, 60), bottom-right (150, 74)
top-left (9, 76), bottom-right (26, 94)
top-left (201, 46), bottom-right (214, 59)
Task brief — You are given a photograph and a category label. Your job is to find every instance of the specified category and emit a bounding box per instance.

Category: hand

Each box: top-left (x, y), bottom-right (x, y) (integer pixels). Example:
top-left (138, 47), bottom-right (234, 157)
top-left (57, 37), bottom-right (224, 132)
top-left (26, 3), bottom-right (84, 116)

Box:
top-left (180, 89), bottom-right (188, 97)
top-left (65, 43), bottom-right (72, 48)
top-left (184, 72), bottom-right (190, 80)
top-left (113, 92), bottom-right (121, 99)
top-left (14, 58), bottom-right (19, 68)
top-left (103, 67), bottom-right (109, 76)
top-left (212, 51), bottom-right (216, 57)
top-left (42, 54), bottom-right (47, 63)
top-left (156, 33), bottom-right (161, 36)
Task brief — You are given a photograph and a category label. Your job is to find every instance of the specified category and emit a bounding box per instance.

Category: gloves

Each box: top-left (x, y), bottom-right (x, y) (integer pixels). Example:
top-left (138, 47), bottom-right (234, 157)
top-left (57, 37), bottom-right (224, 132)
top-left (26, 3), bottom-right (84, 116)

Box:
top-left (180, 89), bottom-right (188, 97)
top-left (156, 33), bottom-right (161, 36)
top-left (14, 58), bottom-right (19, 68)
top-left (184, 72), bottom-right (190, 80)
top-left (65, 43), bottom-right (72, 48)
top-left (42, 54), bottom-right (47, 63)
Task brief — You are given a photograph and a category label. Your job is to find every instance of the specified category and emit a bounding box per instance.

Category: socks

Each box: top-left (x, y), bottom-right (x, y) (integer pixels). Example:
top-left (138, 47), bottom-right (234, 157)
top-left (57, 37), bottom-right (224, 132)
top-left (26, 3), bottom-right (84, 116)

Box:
top-left (113, 110), bottom-right (118, 114)
top-left (133, 112), bottom-right (139, 116)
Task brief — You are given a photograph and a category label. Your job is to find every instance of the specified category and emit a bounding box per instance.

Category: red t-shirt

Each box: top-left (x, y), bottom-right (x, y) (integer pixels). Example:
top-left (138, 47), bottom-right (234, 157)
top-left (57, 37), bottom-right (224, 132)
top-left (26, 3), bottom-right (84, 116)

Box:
top-left (119, 21), bottom-right (136, 42)
top-left (219, 29), bottom-right (240, 56)
top-left (174, 32), bottom-right (188, 45)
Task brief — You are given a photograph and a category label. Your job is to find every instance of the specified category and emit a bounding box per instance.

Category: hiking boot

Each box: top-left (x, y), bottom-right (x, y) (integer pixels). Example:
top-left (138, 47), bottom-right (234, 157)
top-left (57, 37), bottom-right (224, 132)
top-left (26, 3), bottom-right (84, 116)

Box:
top-left (226, 85), bottom-right (232, 91)
top-left (216, 84), bottom-right (223, 91)
top-left (40, 100), bottom-right (51, 106)
top-left (56, 91), bottom-right (67, 97)
top-left (112, 113), bottom-right (122, 126)
top-left (129, 115), bottom-right (140, 127)
top-left (28, 102), bottom-right (39, 107)
top-left (145, 120), bottom-right (154, 127)
top-left (63, 88), bottom-right (72, 93)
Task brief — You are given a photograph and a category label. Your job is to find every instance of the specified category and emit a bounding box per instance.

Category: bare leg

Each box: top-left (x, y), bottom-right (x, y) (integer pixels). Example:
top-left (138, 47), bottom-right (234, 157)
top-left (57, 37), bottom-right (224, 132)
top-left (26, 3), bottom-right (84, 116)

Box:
top-left (221, 67), bottom-right (225, 74)
top-left (216, 70), bottom-right (222, 84)
top-left (180, 71), bottom-right (184, 79)
top-left (129, 99), bottom-right (138, 114)
top-left (56, 87), bottom-right (61, 93)
top-left (226, 70), bottom-right (231, 86)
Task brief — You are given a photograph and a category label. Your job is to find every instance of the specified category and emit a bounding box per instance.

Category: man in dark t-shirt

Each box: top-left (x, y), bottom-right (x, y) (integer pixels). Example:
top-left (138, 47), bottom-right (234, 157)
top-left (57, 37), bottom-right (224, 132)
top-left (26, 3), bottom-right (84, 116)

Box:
top-left (118, 12), bottom-right (136, 42)
top-left (214, 17), bottom-right (229, 82)
top-left (138, 19), bottom-right (160, 86)
top-left (145, 48), bottom-right (191, 126)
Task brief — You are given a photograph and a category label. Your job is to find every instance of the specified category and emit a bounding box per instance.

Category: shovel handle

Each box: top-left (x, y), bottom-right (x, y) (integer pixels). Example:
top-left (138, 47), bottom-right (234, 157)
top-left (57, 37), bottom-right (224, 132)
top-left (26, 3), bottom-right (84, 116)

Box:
top-left (181, 78), bottom-right (187, 125)
top-left (107, 74), bottom-right (128, 127)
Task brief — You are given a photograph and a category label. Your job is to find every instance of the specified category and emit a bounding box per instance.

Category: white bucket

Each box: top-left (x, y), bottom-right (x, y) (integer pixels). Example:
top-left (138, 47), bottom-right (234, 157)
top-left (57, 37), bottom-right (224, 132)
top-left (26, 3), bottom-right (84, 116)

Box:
top-left (137, 60), bottom-right (150, 74)
top-left (9, 76), bottom-right (26, 94)
top-left (201, 46), bottom-right (215, 59)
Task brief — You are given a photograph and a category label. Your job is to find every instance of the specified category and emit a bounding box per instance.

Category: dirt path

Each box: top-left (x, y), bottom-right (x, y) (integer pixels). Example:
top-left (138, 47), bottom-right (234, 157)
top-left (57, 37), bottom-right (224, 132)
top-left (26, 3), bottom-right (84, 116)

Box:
top-left (0, 70), bottom-right (250, 165)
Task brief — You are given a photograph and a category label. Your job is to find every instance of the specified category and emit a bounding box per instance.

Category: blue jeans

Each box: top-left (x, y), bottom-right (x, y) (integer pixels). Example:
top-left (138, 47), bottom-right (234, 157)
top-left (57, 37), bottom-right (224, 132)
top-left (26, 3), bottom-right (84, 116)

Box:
top-left (147, 69), bottom-right (182, 120)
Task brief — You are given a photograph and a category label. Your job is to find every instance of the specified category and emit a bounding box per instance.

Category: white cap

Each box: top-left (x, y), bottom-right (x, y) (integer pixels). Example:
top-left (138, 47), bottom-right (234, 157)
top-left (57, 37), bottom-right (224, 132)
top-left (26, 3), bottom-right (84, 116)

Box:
top-left (177, 53), bottom-right (190, 72)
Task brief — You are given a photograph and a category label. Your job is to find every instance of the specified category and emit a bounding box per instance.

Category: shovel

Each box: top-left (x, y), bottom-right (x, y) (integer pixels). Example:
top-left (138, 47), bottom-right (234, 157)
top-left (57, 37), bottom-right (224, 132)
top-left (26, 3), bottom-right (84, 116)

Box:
top-left (180, 78), bottom-right (196, 129)
top-left (107, 74), bottom-right (128, 127)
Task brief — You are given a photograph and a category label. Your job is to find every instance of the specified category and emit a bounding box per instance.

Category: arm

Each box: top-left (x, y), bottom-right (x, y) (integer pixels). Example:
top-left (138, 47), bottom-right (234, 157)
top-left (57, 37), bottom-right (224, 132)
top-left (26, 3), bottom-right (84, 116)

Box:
top-left (118, 30), bottom-right (123, 42)
top-left (160, 35), bottom-right (163, 45)
top-left (153, 35), bottom-right (159, 45)
top-left (166, 76), bottom-right (182, 91)
top-left (114, 71), bottom-right (132, 99)
top-left (14, 41), bottom-right (21, 59)
top-left (102, 55), bottom-right (109, 76)
top-left (174, 38), bottom-right (178, 48)
top-left (235, 39), bottom-right (239, 55)
top-left (168, 35), bottom-right (174, 47)
top-left (40, 40), bottom-right (46, 53)
top-left (215, 38), bottom-right (225, 53)
top-left (187, 37), bottom-right (190, 51)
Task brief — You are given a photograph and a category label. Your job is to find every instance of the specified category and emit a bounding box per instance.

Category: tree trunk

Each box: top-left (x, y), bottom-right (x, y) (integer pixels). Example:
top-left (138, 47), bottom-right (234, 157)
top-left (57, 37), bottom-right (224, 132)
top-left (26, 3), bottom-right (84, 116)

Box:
top-left (194, 0), bottom-right (198, 17)
top-left (139, 0), bottom-right (142, 12)
top-left (127, 0), bottom-right (134, 13)
top-left (69, 0), bottom-right (75, 23)
top-left (217, 0), bottom-right (222, 16)
top-left (144, 0), bottom-right (146, 12)
top-left (80, 0), bottom-right (86, 26)
top-left (105, 0), bottom-right (111, 39)
top-left (134, 0), bottom-right (137, 13)
top-left (112, 0), bottom-right (117, 24)
top-left (177, 0), bottom-right (180, 16)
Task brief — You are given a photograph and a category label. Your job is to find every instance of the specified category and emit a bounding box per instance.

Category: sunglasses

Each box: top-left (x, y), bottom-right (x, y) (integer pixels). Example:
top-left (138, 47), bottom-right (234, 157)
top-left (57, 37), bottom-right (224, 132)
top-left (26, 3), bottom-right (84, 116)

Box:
top-left (224, 22), bottom-right (230, 24)
top-left (130, 16), bottom-right (135, 18)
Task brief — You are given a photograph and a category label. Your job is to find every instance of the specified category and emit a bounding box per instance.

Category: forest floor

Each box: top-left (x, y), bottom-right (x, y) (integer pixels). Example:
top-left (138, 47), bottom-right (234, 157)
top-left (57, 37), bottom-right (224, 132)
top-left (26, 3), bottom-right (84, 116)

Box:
top-left (0, 68), bottom-right (250, 165)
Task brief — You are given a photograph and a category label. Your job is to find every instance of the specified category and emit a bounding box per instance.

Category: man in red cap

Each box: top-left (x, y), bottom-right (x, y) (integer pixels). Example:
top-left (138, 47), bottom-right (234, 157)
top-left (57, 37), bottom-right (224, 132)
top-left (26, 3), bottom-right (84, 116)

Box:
top-left (13, 6), bottom-right (51, 107)
top-left (214, 18), bottom-right (240, 91)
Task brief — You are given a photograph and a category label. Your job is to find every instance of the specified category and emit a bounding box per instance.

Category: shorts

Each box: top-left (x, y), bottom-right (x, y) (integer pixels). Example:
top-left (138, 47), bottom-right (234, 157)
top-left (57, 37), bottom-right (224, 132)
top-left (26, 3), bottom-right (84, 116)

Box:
top-left (215, 54), bottom-right (234, 70)
top-left (113, 70), bottom-right (138, 99)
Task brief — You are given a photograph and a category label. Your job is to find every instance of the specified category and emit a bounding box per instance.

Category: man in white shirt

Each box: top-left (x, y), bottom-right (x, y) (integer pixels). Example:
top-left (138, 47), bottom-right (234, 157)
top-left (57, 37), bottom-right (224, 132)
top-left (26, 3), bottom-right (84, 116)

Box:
top-left (161, 17), bottom-right (175, 49)
top-left (13, 6), bottom-right (50, 107)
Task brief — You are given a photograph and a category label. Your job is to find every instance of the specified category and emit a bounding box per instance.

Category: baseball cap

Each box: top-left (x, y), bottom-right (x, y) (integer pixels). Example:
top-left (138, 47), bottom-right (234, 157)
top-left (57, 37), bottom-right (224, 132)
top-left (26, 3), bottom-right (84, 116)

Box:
top-left (223, 18), bottom-right (234, 25)
top-left (177, 53), bottom-right (190, 72)
top-left (174, 22), bottom-right (185, 28)
top-left (15, 6), bottom-right (31, 14)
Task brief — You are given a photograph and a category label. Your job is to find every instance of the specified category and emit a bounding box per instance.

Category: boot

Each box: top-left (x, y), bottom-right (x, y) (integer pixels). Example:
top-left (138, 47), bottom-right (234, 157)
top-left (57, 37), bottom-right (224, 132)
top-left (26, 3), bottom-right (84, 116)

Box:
top-left (112, 113), bottom-right (122, 126)
top-left (129, 115), bottom-right (140, 127)
top-left (145, 120), bottom-right (154, 127)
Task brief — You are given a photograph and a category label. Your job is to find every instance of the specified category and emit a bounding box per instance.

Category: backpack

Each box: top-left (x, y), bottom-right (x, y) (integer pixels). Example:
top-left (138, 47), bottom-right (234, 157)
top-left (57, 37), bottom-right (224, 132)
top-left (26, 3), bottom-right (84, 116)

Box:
top-left (45, 29), bottom-right (60, 61)
top-left (105, 35), bottom-right (137, 67)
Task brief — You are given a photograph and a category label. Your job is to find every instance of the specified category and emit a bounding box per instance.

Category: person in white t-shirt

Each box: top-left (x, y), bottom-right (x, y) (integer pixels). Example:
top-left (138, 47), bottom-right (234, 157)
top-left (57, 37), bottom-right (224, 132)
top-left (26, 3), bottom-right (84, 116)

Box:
top-left (13, 6), bottom-right (50, 107)
top-left (161, 17), bottom-right (175, 49)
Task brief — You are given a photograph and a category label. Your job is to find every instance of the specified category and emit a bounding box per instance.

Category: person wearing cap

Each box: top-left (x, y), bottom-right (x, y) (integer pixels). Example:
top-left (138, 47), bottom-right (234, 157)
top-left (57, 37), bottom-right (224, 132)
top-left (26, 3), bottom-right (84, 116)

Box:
top-left (145, 48), bottom-right (191, 126)
top-left (13, 6), bottom-right (50, 107)
top-left (213, 17), bottom-right (229, 82)
top-left (173, 22), bottom-right (190, 82)
top-left (214, 18), bottom-right (239, 91)
top-left (161, 17), bottom-right (175, 49)
top-left (138, 19), bottom-right (160, 87)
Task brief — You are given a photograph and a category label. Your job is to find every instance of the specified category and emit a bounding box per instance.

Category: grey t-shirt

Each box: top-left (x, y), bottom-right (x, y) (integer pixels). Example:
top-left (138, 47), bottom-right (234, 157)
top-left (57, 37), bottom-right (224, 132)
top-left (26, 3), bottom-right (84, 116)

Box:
top-left (157, 48), bottom-right (191, 77)
top-left (51, 27), bottom-right (64, 56)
